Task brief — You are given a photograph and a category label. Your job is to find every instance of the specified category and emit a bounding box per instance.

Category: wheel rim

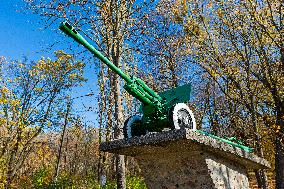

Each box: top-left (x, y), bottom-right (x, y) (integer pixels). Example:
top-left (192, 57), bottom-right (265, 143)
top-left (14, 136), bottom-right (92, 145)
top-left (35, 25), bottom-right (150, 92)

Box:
top-left (171, 103), bottom-right (196, 130)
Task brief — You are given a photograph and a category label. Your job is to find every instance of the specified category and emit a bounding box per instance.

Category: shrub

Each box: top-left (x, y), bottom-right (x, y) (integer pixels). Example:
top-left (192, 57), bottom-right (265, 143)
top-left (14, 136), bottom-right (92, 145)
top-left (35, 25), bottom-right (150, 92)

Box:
top-left (126, 176), bottom-right (147, 189)
top-left (32, 168), bottom-right (52, 189)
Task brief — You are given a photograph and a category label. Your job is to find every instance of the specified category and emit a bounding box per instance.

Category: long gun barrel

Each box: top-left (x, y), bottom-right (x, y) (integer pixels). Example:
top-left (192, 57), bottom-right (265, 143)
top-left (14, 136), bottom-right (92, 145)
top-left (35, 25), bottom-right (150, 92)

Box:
top-left (59, 21), bottom-right (132, 83)
top-left (59, 21), bottom-right (163, 107)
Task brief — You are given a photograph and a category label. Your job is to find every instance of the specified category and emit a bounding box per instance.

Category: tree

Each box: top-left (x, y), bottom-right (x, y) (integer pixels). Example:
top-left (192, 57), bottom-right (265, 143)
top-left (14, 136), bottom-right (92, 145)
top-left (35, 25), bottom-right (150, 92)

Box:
top-left (170, 0), bottom-right (283, 187)
top-left (129, 0), bottom-right (193, 90)
top-left (24, 0), bottom-right (159, 187)
top-left (0, 51), bottom-right (85, 188)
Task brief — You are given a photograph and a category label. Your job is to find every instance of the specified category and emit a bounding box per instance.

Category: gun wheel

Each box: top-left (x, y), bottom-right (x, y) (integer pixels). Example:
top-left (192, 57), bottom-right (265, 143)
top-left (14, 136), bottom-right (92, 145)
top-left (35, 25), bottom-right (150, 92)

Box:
top-left (169, 103), bottom-right (196, 130)
top-left (123, 114), bottom-right (143, 138)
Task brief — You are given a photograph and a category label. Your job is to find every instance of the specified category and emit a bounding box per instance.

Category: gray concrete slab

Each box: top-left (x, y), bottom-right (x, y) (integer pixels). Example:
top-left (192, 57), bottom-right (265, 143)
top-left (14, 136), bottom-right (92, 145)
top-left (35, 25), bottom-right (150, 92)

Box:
top-left (100, 128), bottom-right (270, 169)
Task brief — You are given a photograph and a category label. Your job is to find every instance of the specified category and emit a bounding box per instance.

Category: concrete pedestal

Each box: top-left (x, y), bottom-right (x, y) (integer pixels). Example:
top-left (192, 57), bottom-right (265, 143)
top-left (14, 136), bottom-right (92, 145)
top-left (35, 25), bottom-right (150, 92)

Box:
top-left (100, 129), bottom-right (270, 189)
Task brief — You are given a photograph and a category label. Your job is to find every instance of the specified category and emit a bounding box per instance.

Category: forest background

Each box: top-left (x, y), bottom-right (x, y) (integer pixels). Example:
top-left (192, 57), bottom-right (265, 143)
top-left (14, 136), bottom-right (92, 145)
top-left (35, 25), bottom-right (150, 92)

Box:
top-left (0, 0), bottom-right (283, 189)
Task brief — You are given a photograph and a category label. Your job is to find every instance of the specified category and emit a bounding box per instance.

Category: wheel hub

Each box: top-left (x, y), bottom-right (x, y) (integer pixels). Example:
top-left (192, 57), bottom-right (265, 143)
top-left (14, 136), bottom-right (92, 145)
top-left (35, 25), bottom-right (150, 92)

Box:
top-left (177, 108), bottom-right (193, 128)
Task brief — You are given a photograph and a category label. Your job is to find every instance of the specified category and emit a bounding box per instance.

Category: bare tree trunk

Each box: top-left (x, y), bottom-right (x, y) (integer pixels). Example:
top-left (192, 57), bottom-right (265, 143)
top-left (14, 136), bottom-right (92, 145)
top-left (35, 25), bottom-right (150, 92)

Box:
top-left (115, 154), bottom-right (126, 189)
top-left (113, 66), bottom-right (126, 189)
top-left (5, 129), bottom-right (21, 189)
top-left (275, 137), bottom-right (284, 189)
top-left (54, 101), bottom-right (71, 180)
top-left (98, 64), bottom-right (107, 183)
top-left (97, 134), bottom-right (102, 183)
top-left (113, 38), bottom-right (126, 188)
top-left (275, 47), bottom-right (284, 189)
top-left (249, 95), bottom-right (268, 189)
top-left (253, 133), bottom-right (268, 189)
top-left (275, 108), bottom-right (284, 189)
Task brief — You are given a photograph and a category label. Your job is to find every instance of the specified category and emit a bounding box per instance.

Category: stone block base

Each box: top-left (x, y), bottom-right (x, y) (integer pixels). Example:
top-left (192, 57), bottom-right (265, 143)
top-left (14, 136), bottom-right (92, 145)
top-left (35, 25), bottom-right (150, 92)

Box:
top-left (137, 151), bottom-right (249, 188)
top-left (100, 129), bottom-right (270, 189)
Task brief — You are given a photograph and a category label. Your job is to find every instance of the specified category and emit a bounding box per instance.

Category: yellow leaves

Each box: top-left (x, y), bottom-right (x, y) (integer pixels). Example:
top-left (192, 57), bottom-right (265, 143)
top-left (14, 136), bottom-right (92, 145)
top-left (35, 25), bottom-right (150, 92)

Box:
top-left (191, 8), bottom-right (199, 15)
top-left (37, 148), bottom-right (44, 157)
top-left (9, 121), bottom-right (17, 127)
top-left (74, 61), bottom-right (85, 70)
top-left (207, 1), bottom-right (213, 9)
top-left (0, 118), bottom-right (7, 125)
top-left (99, 83), bottom-right (105, 91)
top-left (35, 59), bottom-right (45, 69)
top-left (270, 124), bottom-right (282, 133)
top-left (28, 51), bottom-right (85, 87)
top-left (0, 86), bottom-right (20, 107)
top-left (69, 73), bottom-right (78, 79)
top-left (0, 98), bottom-right (8, 104)
top-left (52, 61), bottom-right (61, 68)
top-left (35, 88), bottom-right (44, 92)
top-left (216, 8), bottom-right (223, 18)
top-left (102, 4), bottom-right (108, 13)
top-left (211, 70), bottom-right (220, 78)
top-left (183, 16), bottom-right (200, 37)
top-left (34, 57), bottom-right (60, 73)
top-left (28, 69), bottom-right (37, 77)
top-left (208, 69), bottom-right (220, 79)
top-left (169, 0), bottom-right (188, 23)
top-left (226, 66), bottom-right (240, 76)
top-left (0, 87), bottom-right (10, 94)
top-left (18, 63), bottom-right (24, 68)
top-left (18, 122), bottom-right (27, 131)
top-left (56, 4), bottom-right (63, 11)
top-left (251, 63), bottom-right (259, 71)
top-left (33, 59), bottom-right (55, 73)
top-left (0, 157), bottom-right (7, 185)
top-left (10, 99), bottom-right (20, 107)
top-left (263, 115), bottom-right (282, 135)
top-left (0, 52), bottom-right (88, 187)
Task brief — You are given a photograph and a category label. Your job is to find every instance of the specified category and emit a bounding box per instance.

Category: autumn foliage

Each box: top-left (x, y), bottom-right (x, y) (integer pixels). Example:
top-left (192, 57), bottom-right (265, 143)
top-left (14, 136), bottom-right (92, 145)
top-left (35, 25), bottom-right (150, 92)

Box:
top-left (0, 0), bottom-right (283, 188)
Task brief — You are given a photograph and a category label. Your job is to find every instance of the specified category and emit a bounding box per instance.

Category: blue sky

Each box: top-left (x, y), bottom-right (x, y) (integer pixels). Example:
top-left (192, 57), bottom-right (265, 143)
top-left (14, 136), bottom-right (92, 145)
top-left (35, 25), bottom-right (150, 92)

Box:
top-left (0, 0), bottom-right (99, 125)
top-left (0, 0), bottom-right (58, 59)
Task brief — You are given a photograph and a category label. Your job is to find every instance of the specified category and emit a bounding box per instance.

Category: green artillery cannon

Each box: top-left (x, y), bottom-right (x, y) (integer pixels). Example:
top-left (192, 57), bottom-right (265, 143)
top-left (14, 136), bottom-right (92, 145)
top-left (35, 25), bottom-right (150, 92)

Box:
top-left (59, 21), bottom-right (196, 138)
top-left (59, 22), bottom-right (254, 153)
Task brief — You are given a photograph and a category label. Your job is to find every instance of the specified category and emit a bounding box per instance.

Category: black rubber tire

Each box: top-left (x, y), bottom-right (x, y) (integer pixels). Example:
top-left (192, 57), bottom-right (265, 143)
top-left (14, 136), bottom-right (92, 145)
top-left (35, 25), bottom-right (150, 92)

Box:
top-left (123, 115), bottom-right (143, 138)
